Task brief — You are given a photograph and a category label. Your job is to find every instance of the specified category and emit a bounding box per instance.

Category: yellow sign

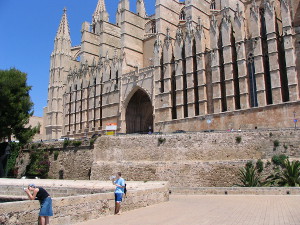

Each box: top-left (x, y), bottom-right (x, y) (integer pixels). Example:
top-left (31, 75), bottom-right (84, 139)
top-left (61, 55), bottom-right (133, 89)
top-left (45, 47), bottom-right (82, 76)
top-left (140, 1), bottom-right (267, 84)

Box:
top-left (106, 131), bottom-right (115, 135)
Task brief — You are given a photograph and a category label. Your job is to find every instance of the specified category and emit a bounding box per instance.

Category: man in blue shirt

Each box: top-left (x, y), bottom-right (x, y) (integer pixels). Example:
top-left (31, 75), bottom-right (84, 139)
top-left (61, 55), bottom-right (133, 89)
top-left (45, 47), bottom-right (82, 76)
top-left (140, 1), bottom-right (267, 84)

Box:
top-left (112, 172), bottom-right (125, 215)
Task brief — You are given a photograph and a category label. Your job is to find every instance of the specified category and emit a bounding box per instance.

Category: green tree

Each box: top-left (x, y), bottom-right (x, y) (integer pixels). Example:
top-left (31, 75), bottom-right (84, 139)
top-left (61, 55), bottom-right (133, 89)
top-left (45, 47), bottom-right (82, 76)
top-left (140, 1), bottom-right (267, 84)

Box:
top-left (0, 68), bottom-right (36, 143)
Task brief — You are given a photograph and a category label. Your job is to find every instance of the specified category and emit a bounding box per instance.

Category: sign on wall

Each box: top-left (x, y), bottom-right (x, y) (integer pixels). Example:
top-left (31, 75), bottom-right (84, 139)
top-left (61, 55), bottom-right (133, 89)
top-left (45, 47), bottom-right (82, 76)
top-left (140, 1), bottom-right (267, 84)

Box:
top-left (105, 123), bottom-right (117, 135)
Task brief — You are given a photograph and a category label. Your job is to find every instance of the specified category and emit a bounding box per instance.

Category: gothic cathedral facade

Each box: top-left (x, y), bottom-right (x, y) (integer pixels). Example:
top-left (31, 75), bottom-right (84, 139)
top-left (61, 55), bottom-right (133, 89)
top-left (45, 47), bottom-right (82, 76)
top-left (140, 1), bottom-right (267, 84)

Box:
top-left (43, 0), bottom-right (300, 139)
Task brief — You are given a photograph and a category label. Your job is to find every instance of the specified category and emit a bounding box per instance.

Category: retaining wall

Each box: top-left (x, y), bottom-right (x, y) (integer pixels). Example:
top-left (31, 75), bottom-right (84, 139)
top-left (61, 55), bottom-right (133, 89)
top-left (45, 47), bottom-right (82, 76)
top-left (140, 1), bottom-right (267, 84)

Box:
top-left (0, 179), bottom-right (169, 225)
top-left (91, 130), bottom-right (300, 187)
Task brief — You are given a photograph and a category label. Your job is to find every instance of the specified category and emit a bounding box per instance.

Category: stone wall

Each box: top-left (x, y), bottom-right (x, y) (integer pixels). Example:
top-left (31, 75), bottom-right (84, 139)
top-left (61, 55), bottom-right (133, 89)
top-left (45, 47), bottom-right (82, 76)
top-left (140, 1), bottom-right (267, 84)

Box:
top-left (91, 129), bottom-right (300, 187)
top-left (16, 146), bottom-right (94, 180)
top-left (47, 148), bottom-right (93, 180)
top-left (15, 129), bottom-right (300, 187)
top-left (0, 179), bottom-right (169, 225)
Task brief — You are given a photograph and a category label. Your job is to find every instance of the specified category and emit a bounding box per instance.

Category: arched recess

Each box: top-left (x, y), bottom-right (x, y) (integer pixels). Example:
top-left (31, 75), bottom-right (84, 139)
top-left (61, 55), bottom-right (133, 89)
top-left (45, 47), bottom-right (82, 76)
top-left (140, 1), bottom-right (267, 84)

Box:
top-left (125, 88), bottom-right (153, 134)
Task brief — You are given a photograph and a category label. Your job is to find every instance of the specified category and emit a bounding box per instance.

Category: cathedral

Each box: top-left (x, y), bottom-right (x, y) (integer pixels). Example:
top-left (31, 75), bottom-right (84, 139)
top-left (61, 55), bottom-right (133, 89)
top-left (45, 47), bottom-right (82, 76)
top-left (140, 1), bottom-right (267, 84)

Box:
top-left (43, 0), bottom-right (300, 139)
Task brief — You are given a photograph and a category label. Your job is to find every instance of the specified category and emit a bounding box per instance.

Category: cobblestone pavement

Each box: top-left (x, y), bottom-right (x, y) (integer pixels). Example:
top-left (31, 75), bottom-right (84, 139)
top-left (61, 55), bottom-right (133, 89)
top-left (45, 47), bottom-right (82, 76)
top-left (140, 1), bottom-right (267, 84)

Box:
top-left (76, 195), bottom-right (300, 225)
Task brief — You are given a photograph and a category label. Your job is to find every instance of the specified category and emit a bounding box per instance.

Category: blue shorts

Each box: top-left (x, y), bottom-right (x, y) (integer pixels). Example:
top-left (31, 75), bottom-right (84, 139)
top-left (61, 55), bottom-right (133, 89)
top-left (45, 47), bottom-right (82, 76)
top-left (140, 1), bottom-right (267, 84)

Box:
top-left (115, 193), bottom-right (123, 202)
top-left (39, 197), bottom-right (53, 216)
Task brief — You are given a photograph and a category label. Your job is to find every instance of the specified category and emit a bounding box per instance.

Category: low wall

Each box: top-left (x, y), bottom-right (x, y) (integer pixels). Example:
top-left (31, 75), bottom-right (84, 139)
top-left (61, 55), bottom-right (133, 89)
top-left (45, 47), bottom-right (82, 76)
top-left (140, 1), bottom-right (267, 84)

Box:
top-left (91, 129), bottom-right (300, 187)
top-left (0, 179), bottom-right (169, 225)
top-left (171, 187), bottom-right (300, 195)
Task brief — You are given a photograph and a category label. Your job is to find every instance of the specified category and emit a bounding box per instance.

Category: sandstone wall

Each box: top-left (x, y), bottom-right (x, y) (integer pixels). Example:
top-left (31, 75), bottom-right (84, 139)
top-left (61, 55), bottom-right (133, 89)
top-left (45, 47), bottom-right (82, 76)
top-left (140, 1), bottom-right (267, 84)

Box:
top-left (16, 147), bottom-right (94, 180)
top-left (15, 130), bottom-right (300, 187)
top-left (0, 180), bottom-right (169, 225)
top-left (155, 102), bottom-right (300, 132)
top-left (48, 148), bottom-right (93, 180)
top-left (91, 130), bottom-right (300, 187)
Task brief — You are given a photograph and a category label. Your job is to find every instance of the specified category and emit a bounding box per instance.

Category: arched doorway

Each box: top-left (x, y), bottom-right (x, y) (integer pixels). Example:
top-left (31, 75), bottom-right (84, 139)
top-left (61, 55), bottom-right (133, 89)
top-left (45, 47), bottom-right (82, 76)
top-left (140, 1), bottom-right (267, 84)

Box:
top-left (126, 89), bottom-right (153, 134)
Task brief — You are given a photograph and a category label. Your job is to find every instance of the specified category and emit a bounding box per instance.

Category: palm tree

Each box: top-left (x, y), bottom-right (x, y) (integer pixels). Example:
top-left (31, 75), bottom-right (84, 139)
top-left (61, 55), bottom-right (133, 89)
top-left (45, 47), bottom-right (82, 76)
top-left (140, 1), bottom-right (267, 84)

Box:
top-left (237, 166), bottom-right (261, 187)
top-left (278, 159), bottom-right (300, 187)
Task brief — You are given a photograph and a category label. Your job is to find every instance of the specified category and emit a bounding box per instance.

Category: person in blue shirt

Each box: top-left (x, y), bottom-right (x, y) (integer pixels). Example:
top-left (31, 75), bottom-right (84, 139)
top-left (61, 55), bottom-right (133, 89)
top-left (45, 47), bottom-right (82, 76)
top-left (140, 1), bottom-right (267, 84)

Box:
top-left (111, 172), bottom-right (125, 215)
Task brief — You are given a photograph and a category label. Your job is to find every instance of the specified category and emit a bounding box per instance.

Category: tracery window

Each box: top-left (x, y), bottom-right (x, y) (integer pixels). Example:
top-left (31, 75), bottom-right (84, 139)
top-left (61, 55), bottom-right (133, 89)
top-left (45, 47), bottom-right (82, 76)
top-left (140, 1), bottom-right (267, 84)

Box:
top-left (247, 53), bottom-right (258, 107)
top-left (210, 0), bottom-right (216, 10)
top-left (151, 21), bottom-right (156, 33)
top-left (179, 10), bottom-right (186, 21)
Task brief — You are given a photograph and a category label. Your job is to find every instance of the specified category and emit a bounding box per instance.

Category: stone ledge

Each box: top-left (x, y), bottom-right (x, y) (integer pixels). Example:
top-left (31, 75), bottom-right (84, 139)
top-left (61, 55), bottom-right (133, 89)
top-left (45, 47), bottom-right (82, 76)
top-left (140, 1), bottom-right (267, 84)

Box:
top-left (0, 179), bottom-right (169, 225)
top-left (171, 187), bottom-right (300, 195)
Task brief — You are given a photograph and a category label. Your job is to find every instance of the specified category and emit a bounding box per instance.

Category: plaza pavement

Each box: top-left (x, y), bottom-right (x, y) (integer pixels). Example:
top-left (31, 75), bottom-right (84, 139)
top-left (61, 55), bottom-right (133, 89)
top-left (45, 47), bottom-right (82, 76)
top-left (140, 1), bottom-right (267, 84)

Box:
top-left (75, 194), bottom-right (300, 225)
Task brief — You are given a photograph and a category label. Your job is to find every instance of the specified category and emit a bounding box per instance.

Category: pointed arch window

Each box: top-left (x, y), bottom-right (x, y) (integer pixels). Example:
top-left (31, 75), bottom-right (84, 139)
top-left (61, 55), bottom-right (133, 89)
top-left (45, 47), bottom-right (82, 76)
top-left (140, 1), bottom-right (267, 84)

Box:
top-left (248, 53), bottom-right (258, 107)
top-left (80, 83), bottom-right (83, 130)
top-left (151, 21), bottom-right (156, 33)
top-left (68, 87), bottom-right (72, 132)
top-left (74, 84), bottom-right (78, 131)
top-left (192, 39), bottom-right (199, 116)
top-left (179, 10), bottom-right (186, 21)
top-left (210, 0), bottom-right (216, 10)
top-left (260, 8), bottom-right (272, 105)
top-left (116, 70), bottom-right (119, 86)
top-left (160, 51), bottom-right (164, 93)
top-left (171, 55), bottom-right (177, 119)
top-left (182, 44), bottom-right (188, 117)
top-left (93, 78), bottom-right (97, 128)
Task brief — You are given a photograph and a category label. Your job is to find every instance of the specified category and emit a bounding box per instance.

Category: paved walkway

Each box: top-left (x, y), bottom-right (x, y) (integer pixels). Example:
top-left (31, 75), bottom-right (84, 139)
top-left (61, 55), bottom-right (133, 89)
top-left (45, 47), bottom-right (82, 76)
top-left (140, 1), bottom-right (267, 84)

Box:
top-left (76, 195), bottom-right (300, 225)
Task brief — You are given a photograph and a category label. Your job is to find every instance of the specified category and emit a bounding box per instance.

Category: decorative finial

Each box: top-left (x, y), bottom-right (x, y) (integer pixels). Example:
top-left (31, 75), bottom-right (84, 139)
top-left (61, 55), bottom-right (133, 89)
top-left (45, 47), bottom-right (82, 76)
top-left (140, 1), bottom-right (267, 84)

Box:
top-left (63, 7), bottom-right (67, 14)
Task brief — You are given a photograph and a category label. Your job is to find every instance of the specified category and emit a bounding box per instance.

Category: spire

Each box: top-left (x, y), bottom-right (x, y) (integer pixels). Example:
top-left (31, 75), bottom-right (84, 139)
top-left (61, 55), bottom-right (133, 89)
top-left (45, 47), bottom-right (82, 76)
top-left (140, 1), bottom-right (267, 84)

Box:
top-left (93, 0), bottom-right (109, 23)
top-left (54, 8), bottom-right (71, 53)
top-left (120, 0), bottom-right (130, 11)
top-left (137, 0), bottom-right (146, 17)
top-left (55, 8), bottom-right (71, 41)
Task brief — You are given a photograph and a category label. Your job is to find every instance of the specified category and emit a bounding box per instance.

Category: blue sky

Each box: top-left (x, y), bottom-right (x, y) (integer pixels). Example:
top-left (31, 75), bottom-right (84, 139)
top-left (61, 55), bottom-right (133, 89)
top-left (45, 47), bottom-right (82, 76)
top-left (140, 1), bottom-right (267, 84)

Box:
top-left (0, 0), bottom-right (155, 117)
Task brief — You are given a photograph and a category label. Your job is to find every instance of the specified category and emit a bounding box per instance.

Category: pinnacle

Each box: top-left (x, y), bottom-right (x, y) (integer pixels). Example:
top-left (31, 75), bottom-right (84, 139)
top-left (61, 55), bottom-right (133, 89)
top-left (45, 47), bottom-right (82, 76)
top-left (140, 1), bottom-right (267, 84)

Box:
top-left (93, 0), bottom-right (109, 23)
top-left (56, 8), bottom-right (71, 41)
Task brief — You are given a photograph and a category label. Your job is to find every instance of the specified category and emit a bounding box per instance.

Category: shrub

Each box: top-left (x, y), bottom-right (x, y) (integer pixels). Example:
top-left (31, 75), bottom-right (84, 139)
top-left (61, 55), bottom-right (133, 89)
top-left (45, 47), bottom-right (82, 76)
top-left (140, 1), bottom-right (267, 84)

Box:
top-left (245, 161), bottom-right (253, 169)
top-left (278, 159), bottom-right (300, 187)
top-left (90, 138), bottom-right (96, 146)
top-left (283, 144), bottom-right (288, 150)
top-left (237, 166), bottom-right (261, 187)
top-left (73, 140), bottom-right (82, 147)
top-left (256, 159), bottom-right (264, 173)
top-left (158, 137), bottom-right (166, 145)
top-left (25, 148), bottom-right (50, 178)
top-left (272, 154), bottom-right (288, 167)
top-left (63, 139), bottom-right (70, 149)
top-left (265, 159), bottom-right (300, 187)
top-left (273, 140), bottom-right (280, 148)
top-left (54, 151), bottom-right (59, 161)
top-left (235, 136), bottom-right (242, 144)
top-left (269, 132), bottom-right (273, 137)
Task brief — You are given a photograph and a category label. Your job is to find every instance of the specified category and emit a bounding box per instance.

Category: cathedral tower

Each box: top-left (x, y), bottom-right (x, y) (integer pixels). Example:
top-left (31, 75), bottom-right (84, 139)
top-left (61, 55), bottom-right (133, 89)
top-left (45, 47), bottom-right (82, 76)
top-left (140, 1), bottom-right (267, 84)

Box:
top-left (44, 8), bottom-right (72, 140)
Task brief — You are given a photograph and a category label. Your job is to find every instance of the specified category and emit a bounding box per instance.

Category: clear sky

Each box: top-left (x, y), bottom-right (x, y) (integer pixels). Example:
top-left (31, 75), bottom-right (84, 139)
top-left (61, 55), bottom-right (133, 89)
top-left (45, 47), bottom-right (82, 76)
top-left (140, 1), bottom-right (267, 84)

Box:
top-left (0, 0), bottom-right (155, 117)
